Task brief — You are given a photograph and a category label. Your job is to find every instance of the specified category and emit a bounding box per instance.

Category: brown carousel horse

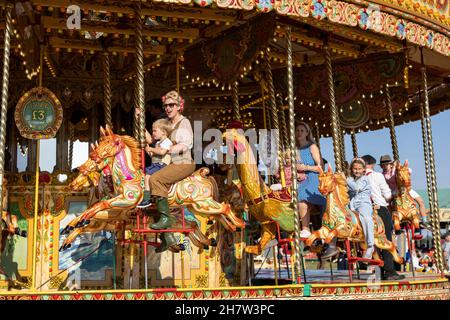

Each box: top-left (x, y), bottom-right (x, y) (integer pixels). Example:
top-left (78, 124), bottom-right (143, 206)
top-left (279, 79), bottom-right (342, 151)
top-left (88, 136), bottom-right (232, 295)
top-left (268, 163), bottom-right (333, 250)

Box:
top-left (391, 160), bottom-right (421, 231)
top-left (60, 126), bottom-right (244, 251)
top-left (304, 166), bottom-right (404, 264)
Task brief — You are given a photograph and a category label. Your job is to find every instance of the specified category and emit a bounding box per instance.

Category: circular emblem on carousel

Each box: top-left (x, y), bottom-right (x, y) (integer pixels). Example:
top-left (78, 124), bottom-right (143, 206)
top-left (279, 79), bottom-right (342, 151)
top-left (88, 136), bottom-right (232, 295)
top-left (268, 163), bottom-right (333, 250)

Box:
top-left (339, 101), bottom-right (369, 129)
top-left (311, 0), bottom-right (327, 20)
top-left (14, 87), bottom-right (63, 140)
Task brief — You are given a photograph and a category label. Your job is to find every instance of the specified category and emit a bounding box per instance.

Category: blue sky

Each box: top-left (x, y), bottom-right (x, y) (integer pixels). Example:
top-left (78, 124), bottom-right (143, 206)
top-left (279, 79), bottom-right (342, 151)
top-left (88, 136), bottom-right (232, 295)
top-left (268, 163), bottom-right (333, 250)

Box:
top-left (320, 109), bottom-right (450, 189)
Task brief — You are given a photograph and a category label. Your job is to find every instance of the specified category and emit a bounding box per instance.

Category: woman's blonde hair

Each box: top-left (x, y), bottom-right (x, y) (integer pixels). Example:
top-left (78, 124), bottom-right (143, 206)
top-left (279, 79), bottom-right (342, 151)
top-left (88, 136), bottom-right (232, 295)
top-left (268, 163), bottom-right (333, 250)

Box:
top-left (295, 122), bottom-right (316, 146)
top-left (162, 90), bottom-right (185, 112)
top-left (153, 119), bottom-right (173, 137)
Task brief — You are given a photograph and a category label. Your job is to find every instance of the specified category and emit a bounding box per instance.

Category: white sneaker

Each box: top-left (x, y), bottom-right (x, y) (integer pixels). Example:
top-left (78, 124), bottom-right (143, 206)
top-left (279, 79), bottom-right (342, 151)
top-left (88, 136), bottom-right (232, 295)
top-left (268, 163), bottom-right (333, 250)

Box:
top-left (363, 245), bottom-right (374, 259)
top-left (300, 229), bottom-right (312, 239)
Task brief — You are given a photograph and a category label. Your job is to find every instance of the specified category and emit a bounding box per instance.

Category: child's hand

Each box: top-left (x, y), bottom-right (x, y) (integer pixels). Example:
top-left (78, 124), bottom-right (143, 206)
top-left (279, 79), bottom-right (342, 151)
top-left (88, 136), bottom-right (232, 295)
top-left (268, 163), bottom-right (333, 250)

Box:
top-left (145, 145), bottom-right (152, 154)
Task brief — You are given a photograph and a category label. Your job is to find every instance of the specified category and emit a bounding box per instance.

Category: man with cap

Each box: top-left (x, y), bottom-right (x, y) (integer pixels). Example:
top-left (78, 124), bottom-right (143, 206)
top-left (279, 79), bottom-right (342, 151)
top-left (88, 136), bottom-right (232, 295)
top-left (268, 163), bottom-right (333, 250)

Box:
top-left (379, 154), bottom-right (430, 229)
top-left (361, 154), bottom-right (405, 280)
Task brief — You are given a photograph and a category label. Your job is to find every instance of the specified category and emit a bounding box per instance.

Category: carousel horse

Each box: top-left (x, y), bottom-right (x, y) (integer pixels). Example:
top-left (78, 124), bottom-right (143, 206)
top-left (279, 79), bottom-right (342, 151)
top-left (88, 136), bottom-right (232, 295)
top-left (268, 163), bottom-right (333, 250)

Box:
top-left (304, 166), bottom-right (404, 264)
top-left (391, 160), bottom-right (421, 231)
top-left (60, 126), bottom-right (244, 251)
top-left (223, 129), bottom-right (296, 255)
top-left (61, 163), bottom-right (215, 252)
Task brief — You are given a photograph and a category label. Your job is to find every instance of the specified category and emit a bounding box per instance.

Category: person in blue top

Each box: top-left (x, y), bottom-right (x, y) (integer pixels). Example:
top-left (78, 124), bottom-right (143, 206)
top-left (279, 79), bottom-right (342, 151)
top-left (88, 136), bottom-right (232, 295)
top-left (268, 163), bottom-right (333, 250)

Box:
top-left (346, 158), bottom-right (375, 259)
top-left (295, 122), bottom-right (326, 239)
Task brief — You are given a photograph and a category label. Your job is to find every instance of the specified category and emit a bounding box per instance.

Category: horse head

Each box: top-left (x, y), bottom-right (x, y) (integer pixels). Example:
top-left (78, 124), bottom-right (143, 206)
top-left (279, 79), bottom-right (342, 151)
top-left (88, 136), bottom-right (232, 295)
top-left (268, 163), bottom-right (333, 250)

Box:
top-left (317, 165), bottom-right (335, 196)
top-left (396, 160), bottom-right (411, 190)
top-left (95, 125), bottom-right (125, 160)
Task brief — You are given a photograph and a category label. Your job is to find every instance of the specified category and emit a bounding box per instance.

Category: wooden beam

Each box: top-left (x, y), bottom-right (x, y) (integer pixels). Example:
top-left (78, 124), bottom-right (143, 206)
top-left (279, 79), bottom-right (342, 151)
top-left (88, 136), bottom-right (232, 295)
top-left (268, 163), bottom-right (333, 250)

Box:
top-left (31, 0), bottom-right (236, 22)
top-left (49, 36), bottom-right (166, 55)
top-left (42, 16), bottom-right (199, 40)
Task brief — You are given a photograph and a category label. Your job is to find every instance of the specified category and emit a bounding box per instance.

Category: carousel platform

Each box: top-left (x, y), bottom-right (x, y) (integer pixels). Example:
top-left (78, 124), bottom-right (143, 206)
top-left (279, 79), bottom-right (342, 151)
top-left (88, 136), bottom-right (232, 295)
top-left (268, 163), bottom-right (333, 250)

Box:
top-left (0, 271), bottom-right (448, 300)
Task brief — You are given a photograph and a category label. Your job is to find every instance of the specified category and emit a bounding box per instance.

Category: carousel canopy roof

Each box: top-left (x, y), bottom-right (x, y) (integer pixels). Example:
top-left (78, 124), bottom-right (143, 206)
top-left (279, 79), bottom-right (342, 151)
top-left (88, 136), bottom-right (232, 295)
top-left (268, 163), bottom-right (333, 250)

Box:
top-left (1, 0), bottom-right (450, 138)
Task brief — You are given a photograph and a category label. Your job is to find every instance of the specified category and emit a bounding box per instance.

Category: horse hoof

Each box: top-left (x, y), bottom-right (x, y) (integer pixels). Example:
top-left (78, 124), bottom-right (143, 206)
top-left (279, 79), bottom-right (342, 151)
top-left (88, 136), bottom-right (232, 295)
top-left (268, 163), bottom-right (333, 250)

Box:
top-left (209, 238), bottom-right (217, 247)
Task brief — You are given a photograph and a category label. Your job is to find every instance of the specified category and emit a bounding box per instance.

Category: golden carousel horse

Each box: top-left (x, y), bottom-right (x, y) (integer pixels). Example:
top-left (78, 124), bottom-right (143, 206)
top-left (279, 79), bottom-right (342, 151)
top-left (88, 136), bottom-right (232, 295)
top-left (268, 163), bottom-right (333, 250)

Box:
top-left (391, 160), bottom-right (421, 231)
top-left (63, 165), bottom-right (214, 252)
top-left (223, 129), bottom-right (296, 255)
top-left (304, 166), bottom-right (404, 264)
top-left (60, 126), bottom-right (244, 251)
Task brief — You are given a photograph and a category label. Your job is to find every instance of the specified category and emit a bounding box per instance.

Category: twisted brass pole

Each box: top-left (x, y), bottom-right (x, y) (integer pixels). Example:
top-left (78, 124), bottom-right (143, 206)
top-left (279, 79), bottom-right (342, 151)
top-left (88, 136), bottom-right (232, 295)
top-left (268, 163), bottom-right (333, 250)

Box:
top-left (421, 63), bottom-right (443, 272)
top-left (419, 96), bottom-right (433, 226)
top-left (264, 56), bottom-right (284, 186)
top-left (339, 129), bottom-right (346, 167)
top-left (386, 85), bottom-right (399, 161)
top-left (261, 83), bottom-right (268, 129)
top-left (232, 81), bottom-right (241, 121)
top-left (103, 51), bottom-right (112, 128)
top-left (68, 124), bottom-right (74, 170)
top-left (286, 26), bottom-right (302, 283)
top-left (278, 97), bottom-right (289, 150)
top-left (351, 130), bottom-right (358, 158)
top-left (0, 6), bottom-right (12, 215)
top-left (325, 45), bottom-right (342, 173)
top-left (134, 2), bottom-right (145, 147)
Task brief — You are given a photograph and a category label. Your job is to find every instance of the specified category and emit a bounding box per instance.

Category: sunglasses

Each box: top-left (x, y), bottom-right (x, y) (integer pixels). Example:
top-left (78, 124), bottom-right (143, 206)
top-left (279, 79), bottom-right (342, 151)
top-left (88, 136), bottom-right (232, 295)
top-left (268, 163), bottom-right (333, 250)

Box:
top-left (164, 103), bottom-right (178, 109)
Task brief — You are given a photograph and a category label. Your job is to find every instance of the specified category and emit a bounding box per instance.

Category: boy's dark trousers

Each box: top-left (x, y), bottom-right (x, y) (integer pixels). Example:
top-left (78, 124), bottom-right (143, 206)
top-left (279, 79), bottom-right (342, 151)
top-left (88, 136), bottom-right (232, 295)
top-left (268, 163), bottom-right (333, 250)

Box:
top-left (377, 206), bottom-right (397, 276)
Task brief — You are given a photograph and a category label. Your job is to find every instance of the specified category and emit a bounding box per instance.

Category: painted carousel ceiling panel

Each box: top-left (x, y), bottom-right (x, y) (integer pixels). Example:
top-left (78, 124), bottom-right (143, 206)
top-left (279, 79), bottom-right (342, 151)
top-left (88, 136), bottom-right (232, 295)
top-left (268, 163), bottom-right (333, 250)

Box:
top-left (184, 15), bottom-right (276, 84)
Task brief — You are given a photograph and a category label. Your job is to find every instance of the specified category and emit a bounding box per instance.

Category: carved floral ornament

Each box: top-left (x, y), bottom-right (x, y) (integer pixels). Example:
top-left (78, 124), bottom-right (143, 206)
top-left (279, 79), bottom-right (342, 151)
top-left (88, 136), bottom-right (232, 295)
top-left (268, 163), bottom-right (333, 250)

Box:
top-left (152, 0), bottom-right (449, 56)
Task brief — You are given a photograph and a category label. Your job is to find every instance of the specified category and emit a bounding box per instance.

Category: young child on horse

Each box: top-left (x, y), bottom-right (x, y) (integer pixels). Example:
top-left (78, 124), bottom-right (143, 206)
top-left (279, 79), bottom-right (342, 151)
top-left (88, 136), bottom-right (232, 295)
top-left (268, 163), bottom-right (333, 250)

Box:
top-left (137, 119), bottom-right (173, 209)
top-left (347, 158), bottom-right (375, 259)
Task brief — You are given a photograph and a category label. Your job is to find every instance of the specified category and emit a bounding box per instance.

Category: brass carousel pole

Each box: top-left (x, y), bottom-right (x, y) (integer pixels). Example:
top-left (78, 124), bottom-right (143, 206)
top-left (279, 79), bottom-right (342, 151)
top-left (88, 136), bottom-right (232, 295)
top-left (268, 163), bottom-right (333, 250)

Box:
top-left (339, 129), bottom-right (346, 167)
top-left (385, 85), bottom-right (399, 161)
top-left (286, 26), bottom-right (304, 284)
top-left (278, 98), bottom-right (289, 150)
top-left (324, 43), bottom-right (342, 172)
top-left (0, 5), bottom-right (12, 214)
top-left (232, 81), bottom-right (241, 121)
top-left (133, 1), bottom-right (146, 289)
top-left (103, 51), bottom-right (112, 128)
top-left (418, 95), bottom-right (433, 234)
top-left (420, 49), bottom-right (443, 272)
top-left (68, 123), bottom-right (74, 170)
top-left (264, 56), bottom-right (285, 189)
top-left (231, 78), bottom-right (247, 285)
top-left (261, 83), bottom-right (268, 130)
top-left (351, 130), bottom-right (358, 158)
top-left (263, 56), bottom-right (283, 283)
top-left (176, 54), bottom-right (186, 289)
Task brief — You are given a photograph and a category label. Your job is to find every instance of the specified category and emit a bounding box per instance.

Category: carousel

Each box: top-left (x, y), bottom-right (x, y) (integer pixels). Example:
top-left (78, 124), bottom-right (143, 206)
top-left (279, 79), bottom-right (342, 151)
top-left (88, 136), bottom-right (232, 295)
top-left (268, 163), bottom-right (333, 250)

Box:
top-left (0, 0), bottom-right (449, 300)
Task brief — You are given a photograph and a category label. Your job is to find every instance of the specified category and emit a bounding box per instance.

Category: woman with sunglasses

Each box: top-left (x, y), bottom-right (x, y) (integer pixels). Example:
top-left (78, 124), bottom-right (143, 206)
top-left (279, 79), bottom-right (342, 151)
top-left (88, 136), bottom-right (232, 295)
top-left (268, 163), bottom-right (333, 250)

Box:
top-left (136, 90), bottom-right (195, 253)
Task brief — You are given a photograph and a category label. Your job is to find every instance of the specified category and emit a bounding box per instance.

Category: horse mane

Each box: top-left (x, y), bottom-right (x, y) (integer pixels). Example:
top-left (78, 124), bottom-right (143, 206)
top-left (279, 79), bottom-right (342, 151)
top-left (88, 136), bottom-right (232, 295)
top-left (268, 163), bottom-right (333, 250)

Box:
top-left (333, 173), bottom-right (350, 206)
top-left (119, 135), bottom-right (142, 170)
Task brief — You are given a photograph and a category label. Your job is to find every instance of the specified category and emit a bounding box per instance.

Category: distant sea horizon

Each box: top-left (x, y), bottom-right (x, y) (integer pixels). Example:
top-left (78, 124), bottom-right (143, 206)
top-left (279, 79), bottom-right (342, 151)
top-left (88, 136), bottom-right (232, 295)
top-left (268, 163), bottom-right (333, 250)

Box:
top-left (417, 188), bottom-right (450, 208)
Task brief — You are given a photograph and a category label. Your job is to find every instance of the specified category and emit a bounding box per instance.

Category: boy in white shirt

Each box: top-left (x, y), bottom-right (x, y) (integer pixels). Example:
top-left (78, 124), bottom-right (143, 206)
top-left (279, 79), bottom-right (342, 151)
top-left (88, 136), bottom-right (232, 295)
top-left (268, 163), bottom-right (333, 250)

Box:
top-left (137, 119), bottom-right (173, 208)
